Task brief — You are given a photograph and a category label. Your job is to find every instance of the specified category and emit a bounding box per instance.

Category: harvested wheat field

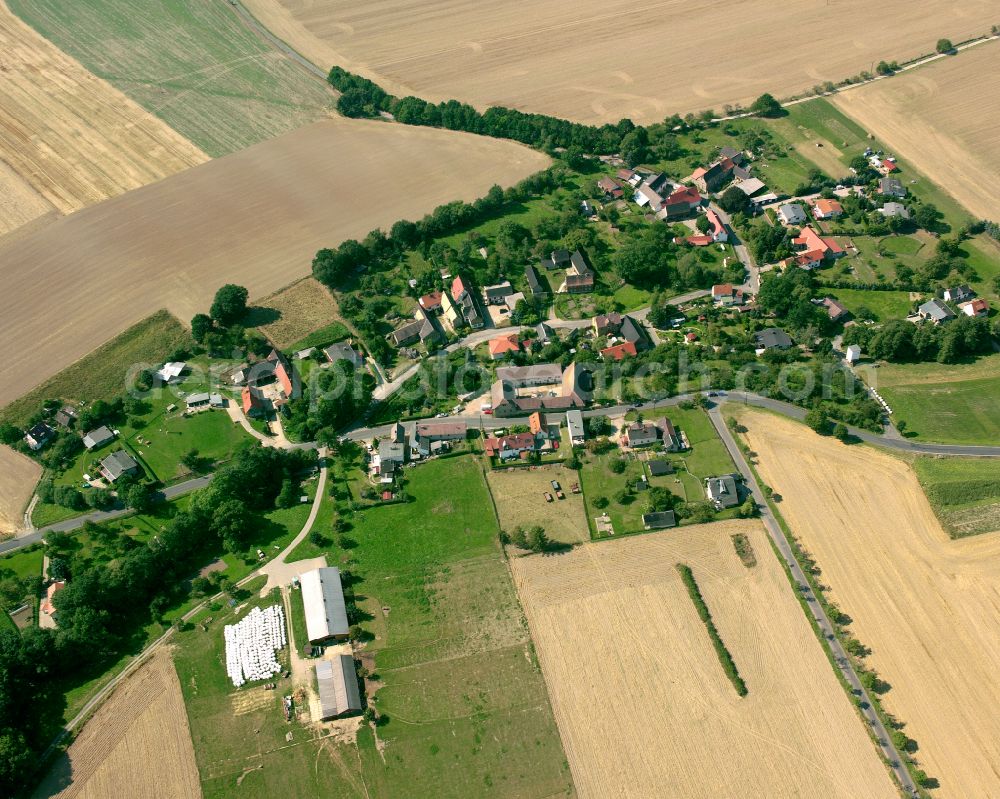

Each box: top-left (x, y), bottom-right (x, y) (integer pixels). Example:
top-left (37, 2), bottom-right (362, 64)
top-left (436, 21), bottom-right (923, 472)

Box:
top-left (0, 0), bottom-right (207, 237)
top-left (738, 409), bottom-right (1000, 797)
top-left (511, 521), bottom-right (895, 798)
top-left (33, 649), bottom-right (200, 799)
top-left (241, 0), bottom-right (993, 123)
top-left (834, 41), bottom-right (1000, 220)
top-left (487, 464), bottom-right (588, 544)
top-left (0, 117), bottom-right (548, 409)
top-left (0, 445), bottom-right (40, 535)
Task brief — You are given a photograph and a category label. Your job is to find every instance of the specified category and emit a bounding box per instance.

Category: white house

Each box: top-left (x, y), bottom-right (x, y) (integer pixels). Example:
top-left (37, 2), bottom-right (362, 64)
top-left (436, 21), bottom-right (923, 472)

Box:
top-left (845, 344), bottom-right (862, 364)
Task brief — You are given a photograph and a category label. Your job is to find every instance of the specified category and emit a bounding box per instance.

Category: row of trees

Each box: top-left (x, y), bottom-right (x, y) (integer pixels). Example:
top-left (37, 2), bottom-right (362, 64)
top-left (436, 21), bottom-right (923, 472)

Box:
top-left (843, 315), bottom-right (995, 364)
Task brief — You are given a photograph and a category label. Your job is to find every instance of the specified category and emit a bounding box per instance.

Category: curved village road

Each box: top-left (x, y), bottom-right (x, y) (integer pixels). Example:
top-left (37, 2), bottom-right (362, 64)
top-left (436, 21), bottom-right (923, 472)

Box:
top-left (707, 407), bottom-right (920, 797)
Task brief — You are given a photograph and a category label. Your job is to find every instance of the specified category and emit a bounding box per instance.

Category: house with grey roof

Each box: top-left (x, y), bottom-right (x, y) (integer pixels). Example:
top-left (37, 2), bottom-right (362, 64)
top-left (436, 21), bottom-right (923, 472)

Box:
top-left (878, 201), bottom-right (909, 219)
top-left (705, 474), bottom-right (741, 509)
top-left (566, 409), bottom-right (585, 445)
top-left (99, 450), bottom-right (139, 483)
top-left (918, 298), bottom-right (955, 325)
top-left (378, 439), bottom-right (407, 476)
top-left (879, 177), bottom-right (906, 198)
top-left (24, 423), bottom-right (54, 451)
top-left (83, 426), bottom-right (115, 450)
top-left (754, 328), bottom-right (794, 351)
top-left (642, 510), bottom-right (677, 530)
top-left (325, 341), bottom-right (364, 369)
top-left (525, 265), bottom-right (547, 297)
top-left (777, 203), bottom-right (808, 226)
top-left (483, 281), bottom-right (514, 305)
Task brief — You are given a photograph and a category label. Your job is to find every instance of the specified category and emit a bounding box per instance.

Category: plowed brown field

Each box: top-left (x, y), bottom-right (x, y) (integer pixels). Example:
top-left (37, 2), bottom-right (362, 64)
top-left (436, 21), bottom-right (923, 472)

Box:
top-left (739, 409), bottom-right (1000, 797)
top-left (0, 0), bottom-right (207, 237)
top-left (241, 0), bottom-right (995, 123)
top-left (0, 117), bottom-right (549, 409)
top-left (511, 521), bottom-right (895, 799)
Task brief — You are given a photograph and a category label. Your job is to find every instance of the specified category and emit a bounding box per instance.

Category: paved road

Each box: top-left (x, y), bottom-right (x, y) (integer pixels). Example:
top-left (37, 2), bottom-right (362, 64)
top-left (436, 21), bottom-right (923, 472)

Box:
top-left (708, 202), bottom-right (759, 294)
top-left (0, 476), bottom-right (212, 555)
top-left (707, 406), bottom-right (919, 796)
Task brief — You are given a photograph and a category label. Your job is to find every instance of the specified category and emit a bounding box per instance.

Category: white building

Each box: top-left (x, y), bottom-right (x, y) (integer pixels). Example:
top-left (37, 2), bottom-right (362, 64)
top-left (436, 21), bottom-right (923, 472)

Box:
top-left (845, 344), bottom-right (862, 364)
top-left (300, 567), bottom-right (350, 644)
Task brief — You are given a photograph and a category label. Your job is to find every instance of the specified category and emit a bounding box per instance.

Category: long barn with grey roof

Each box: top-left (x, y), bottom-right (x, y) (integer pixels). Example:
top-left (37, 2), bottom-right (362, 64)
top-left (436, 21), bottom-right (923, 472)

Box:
top-left (315, 655), bottom-right (363, 720)
top-left (300, 567), bottom-right (350, 644)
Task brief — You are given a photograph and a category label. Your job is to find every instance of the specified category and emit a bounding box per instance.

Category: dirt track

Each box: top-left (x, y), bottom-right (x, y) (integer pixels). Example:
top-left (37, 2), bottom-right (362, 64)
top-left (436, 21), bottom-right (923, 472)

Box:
top-left (511, 521), bottom-right (895, 799)
top-left (834, 40), bottom-right (1000, 220)
top-left (241, 0), bottom-right (994, 123)
top-left (33, 649), bottom-right (201, 799)
top-left (740, 409), bottom-right (1000, 797)
top-left (0, 0), bottom-right (207, 237)
top-left (0, 117), bottom-right (548, 410)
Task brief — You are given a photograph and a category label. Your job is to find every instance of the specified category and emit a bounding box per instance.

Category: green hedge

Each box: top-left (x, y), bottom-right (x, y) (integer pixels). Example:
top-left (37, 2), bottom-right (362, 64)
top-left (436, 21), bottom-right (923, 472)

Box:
top-left (676, 563), bottom-right (748, 696)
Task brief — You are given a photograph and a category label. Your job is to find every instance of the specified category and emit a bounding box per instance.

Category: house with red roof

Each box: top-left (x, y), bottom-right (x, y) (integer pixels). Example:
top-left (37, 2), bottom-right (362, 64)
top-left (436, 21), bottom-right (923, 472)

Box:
top-left (452, 275), bottom-right (470, 302)
top-left (601, 341), bottom-right (638, 361)
top-left (597, 176), bottom-right (623, 198)
top-left (656, 186), bottom-right (703, 220)
top-left (242, 386), bottom-right (267, 418)
top-left (418, 291), bottom-right (443, 312)
top-left (960, 298), bottom-right (989, 318)
top-left (483, 431), bottom-right (537, 460)
top-left (674, 235), bottom-right (713, 247)
top-left (40, 581), bottom-right (65, 617)
top-left (712, 284), bottom-right (745, 307)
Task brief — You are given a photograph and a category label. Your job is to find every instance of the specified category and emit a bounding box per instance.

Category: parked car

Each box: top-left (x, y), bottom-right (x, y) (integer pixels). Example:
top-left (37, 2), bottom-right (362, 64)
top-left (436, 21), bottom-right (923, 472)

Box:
top-left (550, 480), bottom-right (561, 491)
top-left (543, 492), bottom-right (553, 502)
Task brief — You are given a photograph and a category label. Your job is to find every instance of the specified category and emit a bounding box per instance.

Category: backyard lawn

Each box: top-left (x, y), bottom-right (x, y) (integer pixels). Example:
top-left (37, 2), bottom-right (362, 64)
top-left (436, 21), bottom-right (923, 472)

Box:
top-left (913, 456), bottom-right (1000, 538)
top-left (825, 287), bottom-right (917, 321)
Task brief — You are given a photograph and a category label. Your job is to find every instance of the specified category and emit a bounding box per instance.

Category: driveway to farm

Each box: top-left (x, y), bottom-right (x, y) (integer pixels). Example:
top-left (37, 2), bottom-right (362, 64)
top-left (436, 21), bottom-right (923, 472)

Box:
top-left (707, 405), bottom-right (919, 796)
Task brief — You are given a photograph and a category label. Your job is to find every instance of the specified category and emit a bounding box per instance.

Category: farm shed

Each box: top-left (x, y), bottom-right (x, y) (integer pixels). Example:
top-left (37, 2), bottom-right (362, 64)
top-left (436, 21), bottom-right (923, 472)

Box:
top-left (315, 655), bottom-right (363, 720)
top-left (300, 567), bottom-right (350, 644)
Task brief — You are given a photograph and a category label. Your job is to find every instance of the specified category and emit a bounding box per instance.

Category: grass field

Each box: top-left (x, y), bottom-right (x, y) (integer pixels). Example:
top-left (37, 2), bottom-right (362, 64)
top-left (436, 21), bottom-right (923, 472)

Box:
top-left (511, 521), bottom-right (896, 798)
top-left (0, 118), bottom-right (549, 412)
top-left (9, 0), bottom-right (333, 158)
top-left (33, 649), bottom-right (200, 799)
top-left (833, 40), bottom-right (1000, 220)
top-left (254, 278), bottom-right (345, 350)
top-left (0, 445), bottom-right (41, 534)
top-left (486, 463), bottom-right (589, 544)
top-left (869, 355), bottom-right (1000, 445)
top-left (0, 0), bottom-right (207, 237)
top-left (824, 288), bottom-right (917, 321)
top-left (739, 409), bottom-right (1000, 797)
top-left (241, 0), bottom-right (993, 123)
top-left (913, 456), bottom-right (1000, 538)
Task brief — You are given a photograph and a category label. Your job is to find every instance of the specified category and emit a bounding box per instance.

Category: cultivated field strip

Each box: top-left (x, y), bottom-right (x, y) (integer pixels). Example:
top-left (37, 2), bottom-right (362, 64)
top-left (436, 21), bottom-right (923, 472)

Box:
top-left (34, 650), bottom-right (201, 799)
top-left (0, 117), bottom-right (549, 409)
top-left (741, 409), bottom-right (1000, 797)
top-left (512, 522), bottom-right (896, 799)
top-left (834, 40), bottom-right (1000, 220)
top-left (0, 0), bottom-right (207, 234)
top-left (0, 444), bottom-right (40, 534)
top-left (241, 0), bottom-right (996, 123)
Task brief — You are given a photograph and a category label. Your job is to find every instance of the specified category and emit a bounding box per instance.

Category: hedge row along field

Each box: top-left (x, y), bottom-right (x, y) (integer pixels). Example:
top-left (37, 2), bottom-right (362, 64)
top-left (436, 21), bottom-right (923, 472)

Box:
top-left (676, 562), bottom-right (748, 696)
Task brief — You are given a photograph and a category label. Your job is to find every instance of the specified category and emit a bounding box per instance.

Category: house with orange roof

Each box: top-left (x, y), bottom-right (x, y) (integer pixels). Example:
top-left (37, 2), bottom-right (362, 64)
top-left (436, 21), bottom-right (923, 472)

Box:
top-left (674, 235), bottom-right (713, 247)
top-left (40, 581), bottom-right (65, 616)
top-left (242, 385), bottom-right (267, 418)
top-left (712, 284), bottom-right (745, 307)
top-left (488, 333), bottom-right (522, 360)
top-left (812, 199), bottom-right (843, 220)
top-left (790, 226), bottom-right (843, 269)
top-left (960, 298), bottom-right (989, 318)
